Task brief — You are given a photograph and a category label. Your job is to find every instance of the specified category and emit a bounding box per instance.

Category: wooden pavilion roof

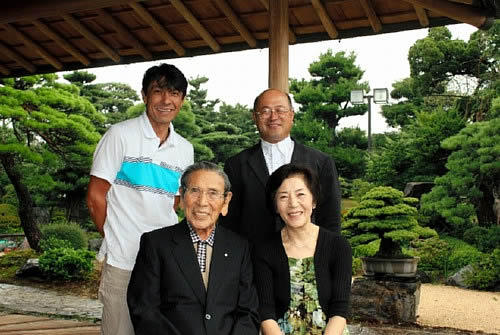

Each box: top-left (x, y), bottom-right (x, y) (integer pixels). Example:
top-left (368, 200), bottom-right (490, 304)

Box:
top-left (0, 0), bottom-right (497, 79)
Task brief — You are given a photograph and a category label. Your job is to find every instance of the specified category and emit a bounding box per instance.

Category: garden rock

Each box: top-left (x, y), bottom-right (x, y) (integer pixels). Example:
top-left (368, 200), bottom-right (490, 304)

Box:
top-left (403, 182), bottom-right (434, 199)
top-left (415, 270), bottom-right (432, 283)
top-left (446, 265), bottom-right (473, 288)
top-left (350, 277), bottom-right (421, 323)
top-left (16, 258), bottom-right (43, 278)
top-left (88, 238), bottom-right (103, 252)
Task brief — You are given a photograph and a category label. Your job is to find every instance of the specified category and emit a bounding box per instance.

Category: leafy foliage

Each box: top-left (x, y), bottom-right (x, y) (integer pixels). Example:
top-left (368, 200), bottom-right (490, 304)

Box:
top-left (420, 117), bottom-right (500, 231)
top-left (465, 248), bottom-right (500, 290)
top-left (343, 186), bottom-right (436, 258)
top-left (366, 107), bottom-right (466, 189)
top-left (41, 223), bottom-right (88, 250)
top-left (0, 203), bottom-right (21, 233)
top-left (63, 71), bottom-right (139, 130)
top-left (0, 74), bottom-right (103, 249)
top-left (462, 226), bottom-right (500, 253)
top-left (39, 236), bottom-right (73, 252)
top-left (39, 247), bottom-right (95, 280)
top-left (290, 50), bottom-right (369, 136)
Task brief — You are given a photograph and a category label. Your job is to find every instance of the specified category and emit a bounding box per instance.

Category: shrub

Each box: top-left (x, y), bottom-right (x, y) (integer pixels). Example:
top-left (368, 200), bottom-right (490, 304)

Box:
top-left (465, 248), bottom-right (500, 290)
top-left (39, 247), bottom-right (95, 280)
top-left (350, 179), bottom-right (376, 202)
top-left (0, 249), bottom-right (39, 267)
top-left (442, 236), bottom-right (484, 273)
top-left (463, 226), bottom-right (500, 253)
top-left (0, 203), bottom-right (21, 234)
top-left (411, 237), bottom-right (452, 278)
top-left (0, 249), bottom-right (39, 279)
top-left (39, 237), bottom-right (73, 252)
top-left (40, 223), bottom-right (88, 250)
top-left (352, 257), bottom-right (363, 276)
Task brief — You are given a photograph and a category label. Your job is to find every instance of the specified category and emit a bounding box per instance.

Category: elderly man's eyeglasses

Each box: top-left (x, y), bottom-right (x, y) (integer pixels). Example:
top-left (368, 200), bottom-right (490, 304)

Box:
top-left (184, 187), bottom-right (226, 201)
top-left (255, 107), bottom-right (290, 118)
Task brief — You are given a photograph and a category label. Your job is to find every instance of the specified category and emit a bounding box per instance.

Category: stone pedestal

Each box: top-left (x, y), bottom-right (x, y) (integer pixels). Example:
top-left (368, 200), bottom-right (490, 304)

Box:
top-left (349, 277), bottom-right (421, 323)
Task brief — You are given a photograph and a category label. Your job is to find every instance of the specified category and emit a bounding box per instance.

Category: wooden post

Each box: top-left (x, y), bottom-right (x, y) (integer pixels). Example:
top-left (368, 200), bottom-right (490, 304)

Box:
top-left (268, 0), bottom-right (289, 92)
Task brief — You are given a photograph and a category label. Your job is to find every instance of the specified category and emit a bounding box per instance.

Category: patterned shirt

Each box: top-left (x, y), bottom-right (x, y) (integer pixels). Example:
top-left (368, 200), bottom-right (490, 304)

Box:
top-left (187, 222), bottom-right (216, 273)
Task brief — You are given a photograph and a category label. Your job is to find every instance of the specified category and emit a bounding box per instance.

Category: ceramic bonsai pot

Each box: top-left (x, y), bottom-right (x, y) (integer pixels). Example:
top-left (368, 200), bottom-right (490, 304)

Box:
top-left (361, 256), bottom-right (420, 277)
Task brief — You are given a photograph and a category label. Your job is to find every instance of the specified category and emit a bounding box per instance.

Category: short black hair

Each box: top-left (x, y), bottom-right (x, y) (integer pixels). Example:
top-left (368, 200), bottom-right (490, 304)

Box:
top-left (142, 63), bottom-right (188, 97)
top-left (253, 89), bottom-right (293, 113)
top-left (265, 163), bottom-right (320, 214)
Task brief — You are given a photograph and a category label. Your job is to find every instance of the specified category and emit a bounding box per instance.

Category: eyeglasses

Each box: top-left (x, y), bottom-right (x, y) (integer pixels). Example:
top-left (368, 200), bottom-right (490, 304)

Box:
top-left (184, 187), bottom-right (226, 201)
top-left (255, 107), bottom-right (291, 118)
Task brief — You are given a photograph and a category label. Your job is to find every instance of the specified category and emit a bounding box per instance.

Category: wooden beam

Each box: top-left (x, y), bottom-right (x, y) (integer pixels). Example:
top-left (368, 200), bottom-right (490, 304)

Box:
top-left (269, 0), bottom-right (289, 92)
top-left (0, 0), bottom-right (143, 25)
top-left (212, 0), bottom-right (257, 47)
top-left (129, 2), bottom-right (185, 56)
top-left (32, 19), bottom-right (90, 66)
top-left (0, 41), bottom-right (36, 73)
top-left (310, 0), bottom-right (339, 39)
top-left (169, 0), bottom-right (220, 52)
top-left (95, 8), bottom-right (152, 60)
top-left (402, 0), bottom-right (489, 28)
top-left (359, 0), bottom-right (382, 32)
top-left (2, 23), bottom-right (63, 70)
top-left (259, 0), bottom-right (297, 44)
top-left (0, 63), bottom-right (11, 76)
top-left (413, 5), bottom-right (429, 27)
top-left (62, 13), bottom-right (121, 63)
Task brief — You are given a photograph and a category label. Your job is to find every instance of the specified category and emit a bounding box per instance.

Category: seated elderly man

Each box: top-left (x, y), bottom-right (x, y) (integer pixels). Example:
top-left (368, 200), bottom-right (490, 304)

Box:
top-left (127, 161), bottom-right (259, 335)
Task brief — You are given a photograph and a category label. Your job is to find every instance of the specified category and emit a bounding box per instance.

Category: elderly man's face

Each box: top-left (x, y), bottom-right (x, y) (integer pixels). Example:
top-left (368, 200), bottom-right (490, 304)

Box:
top-left (180, 170), bottom-right (232, 239)
top-left (253, 89), bottom-right (294, 144)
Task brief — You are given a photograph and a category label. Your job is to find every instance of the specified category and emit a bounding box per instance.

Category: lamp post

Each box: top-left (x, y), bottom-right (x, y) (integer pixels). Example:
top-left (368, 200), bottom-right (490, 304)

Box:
top-left (350, 88), bottom-right (388, 151)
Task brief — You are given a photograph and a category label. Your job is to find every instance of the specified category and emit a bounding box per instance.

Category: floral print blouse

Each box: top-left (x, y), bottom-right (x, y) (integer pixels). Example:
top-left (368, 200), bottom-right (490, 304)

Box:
top-left (277, 257), bottom-right (349, 335)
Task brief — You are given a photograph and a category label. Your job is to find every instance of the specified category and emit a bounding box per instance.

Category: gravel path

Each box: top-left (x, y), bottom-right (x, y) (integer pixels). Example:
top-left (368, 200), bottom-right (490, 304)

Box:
top-left (417, 283), bottom-right (500, 334)
top-left (1, 282), bottom-right (498, 334)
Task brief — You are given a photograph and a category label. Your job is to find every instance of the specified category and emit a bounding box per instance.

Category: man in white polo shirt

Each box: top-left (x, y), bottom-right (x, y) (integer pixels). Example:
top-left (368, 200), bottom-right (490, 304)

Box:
top-left (86, 63), bottom-right (194, 335)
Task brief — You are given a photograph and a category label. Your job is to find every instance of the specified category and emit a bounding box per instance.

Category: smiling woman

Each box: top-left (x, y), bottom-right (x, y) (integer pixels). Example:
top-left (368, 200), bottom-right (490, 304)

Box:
top-left (253, 163), bottom-right (352, 335)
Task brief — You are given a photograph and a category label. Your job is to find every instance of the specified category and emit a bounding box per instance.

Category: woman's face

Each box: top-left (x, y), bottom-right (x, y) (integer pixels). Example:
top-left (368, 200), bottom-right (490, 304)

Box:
top-left (275, 175), bottom-right (316, 229)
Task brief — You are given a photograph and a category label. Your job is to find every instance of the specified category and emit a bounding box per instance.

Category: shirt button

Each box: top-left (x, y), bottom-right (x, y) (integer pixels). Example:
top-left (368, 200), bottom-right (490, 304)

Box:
top-left (205, 314), bottom-right (211, 320)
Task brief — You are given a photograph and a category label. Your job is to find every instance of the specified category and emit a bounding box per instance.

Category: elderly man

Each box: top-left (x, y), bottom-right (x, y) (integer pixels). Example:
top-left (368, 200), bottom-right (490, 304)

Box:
top-left (127, 162), bottom-right (259, 335)
top-left (222, 88), bottom-right (342, 243)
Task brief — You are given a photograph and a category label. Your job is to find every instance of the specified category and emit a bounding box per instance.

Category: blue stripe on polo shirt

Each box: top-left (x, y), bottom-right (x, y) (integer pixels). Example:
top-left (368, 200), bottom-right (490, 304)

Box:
top-left (115, 161), bottom-right (181, 195)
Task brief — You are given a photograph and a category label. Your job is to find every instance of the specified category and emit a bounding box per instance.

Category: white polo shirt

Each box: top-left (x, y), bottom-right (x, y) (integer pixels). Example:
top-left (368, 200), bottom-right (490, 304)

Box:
top-left (90, 112), bottom-right (194, 270)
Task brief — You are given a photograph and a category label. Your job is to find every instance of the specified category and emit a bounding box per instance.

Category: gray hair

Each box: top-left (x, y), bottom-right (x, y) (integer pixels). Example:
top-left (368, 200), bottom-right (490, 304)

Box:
top-left (180, 161), bottom-right (231, 197)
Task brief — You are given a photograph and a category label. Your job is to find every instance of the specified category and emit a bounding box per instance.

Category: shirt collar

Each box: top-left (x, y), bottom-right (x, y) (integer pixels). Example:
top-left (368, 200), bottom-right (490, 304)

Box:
top-left (260, 136), bottom-right (293, 155)
top-left (140, 111), bottom-right (178, 147)
top-left (187, 221), bottom-right (216, 247)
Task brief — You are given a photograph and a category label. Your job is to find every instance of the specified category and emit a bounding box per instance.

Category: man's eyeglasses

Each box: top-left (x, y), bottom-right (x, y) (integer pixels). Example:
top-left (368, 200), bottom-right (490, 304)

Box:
top-left (255, 107), bottom-right (291, 118)
top-left (184, 187), bottom-right (226, 201)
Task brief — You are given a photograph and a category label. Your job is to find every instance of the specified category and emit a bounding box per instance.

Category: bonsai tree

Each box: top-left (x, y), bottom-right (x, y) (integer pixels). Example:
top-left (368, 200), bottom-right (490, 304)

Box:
top-left (343, 186), bottom-right (436, 258)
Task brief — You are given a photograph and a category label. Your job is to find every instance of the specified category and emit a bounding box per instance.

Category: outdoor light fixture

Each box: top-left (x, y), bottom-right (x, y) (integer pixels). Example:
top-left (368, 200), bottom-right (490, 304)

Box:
top-left (350, 90), bottom-right (365, 104)
top-left (350, 88), bottom-right (389, 151)
top-left (373, 88), bottom-right (389, 104)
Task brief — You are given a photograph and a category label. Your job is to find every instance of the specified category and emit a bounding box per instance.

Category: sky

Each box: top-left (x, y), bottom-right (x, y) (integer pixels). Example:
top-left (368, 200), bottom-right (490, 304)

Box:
top-left (77, 23), bottom-right (477, 134)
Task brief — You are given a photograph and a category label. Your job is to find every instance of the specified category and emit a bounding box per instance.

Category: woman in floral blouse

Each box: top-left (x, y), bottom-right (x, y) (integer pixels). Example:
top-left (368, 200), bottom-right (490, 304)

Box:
top-left (252, 164), bottom-right (352, 335)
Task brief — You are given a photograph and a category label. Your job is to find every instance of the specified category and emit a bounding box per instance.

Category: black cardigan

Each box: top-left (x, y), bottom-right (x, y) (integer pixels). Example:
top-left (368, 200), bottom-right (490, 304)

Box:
top-left (252, 228), bottom-right (352, 321)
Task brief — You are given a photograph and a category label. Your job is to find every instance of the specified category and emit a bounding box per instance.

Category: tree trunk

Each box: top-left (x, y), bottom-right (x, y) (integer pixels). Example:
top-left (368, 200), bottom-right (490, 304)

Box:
top-left (477, 183), bottom-right (497, 226)
top-left (376, 237), bottom-right (404, 258)
top-left (0, 154), bottom-right (42, 251)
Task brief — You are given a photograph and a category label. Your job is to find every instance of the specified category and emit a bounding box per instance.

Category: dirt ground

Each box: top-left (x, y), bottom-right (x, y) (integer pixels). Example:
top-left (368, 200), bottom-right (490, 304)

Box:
top-left (417, 283), bottom-right (500, 334)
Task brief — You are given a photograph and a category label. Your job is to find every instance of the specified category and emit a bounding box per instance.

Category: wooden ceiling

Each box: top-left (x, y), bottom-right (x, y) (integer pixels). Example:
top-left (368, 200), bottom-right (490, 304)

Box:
top-left (0, 0), bottom-right (497, 79)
